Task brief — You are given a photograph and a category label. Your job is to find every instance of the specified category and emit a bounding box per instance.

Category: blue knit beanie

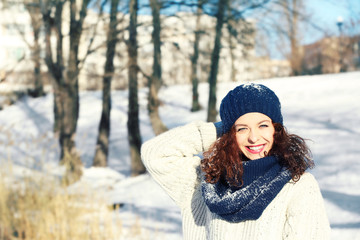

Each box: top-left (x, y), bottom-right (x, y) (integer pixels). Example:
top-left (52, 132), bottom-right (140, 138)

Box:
top-left (220, 83), bottom-right (283, 133)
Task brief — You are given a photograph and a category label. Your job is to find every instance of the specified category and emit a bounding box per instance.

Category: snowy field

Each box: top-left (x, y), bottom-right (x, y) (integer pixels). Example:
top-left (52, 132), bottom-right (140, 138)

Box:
top-left (0, 71), bottom-right (359, 239)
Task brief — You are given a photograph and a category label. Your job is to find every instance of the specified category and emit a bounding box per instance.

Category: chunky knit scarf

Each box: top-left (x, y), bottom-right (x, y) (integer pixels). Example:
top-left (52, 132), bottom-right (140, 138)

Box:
top-left (201, 156), bottom-right (292, 223)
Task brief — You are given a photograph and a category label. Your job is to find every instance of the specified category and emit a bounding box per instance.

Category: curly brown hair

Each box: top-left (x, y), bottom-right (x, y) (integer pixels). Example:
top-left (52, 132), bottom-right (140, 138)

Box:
top-left (201, 123), bottom-right (314, 187)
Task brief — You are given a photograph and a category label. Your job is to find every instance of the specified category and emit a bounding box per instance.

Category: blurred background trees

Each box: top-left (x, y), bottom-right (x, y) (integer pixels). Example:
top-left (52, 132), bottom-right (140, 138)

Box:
top-left (0, 0), bottom-right (359, 177)
top-left (127, 0), bottom-right (146, 175)
top-left (93, 0), bottom-right (120, 168)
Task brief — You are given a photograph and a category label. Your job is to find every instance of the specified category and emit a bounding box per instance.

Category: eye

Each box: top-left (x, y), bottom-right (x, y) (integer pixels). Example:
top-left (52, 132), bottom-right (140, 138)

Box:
top-left (259, 124), bottom-right (269, 128)
top-left (236, 127), bottom-right (248, 132)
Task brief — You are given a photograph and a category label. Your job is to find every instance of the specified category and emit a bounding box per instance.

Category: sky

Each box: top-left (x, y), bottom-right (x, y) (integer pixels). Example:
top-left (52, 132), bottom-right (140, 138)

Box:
top-left (305, 0), bottom-right (360, 43)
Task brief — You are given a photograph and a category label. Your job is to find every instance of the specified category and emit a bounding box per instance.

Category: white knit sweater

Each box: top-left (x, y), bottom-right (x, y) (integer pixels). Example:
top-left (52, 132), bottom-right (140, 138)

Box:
top-left (141, 121), bottom-right (331, 240)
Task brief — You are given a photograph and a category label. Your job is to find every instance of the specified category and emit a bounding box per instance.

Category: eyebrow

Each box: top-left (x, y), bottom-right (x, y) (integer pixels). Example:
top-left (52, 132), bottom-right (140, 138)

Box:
top-left (234, 119), bottom-right (271, 127)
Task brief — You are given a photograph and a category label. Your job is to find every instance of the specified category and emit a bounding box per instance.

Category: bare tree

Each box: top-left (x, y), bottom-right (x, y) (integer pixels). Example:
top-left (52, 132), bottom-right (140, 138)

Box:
top-left (148, 0), bottom-right (168, 135)
top-left (93, 0), bottom-right (120, 167)
top-left (127, 0), bottom-right (146, 175)
top-left (41, 0), bottom-right (90, 184)
top-left (226, 17), bottom-right (237, 82)
top-left (190, 0), bottom-right (204, 112)
top-left (280, 0), bottom-right (302, 76)
top-left (41, 0), bottom-right (63, 135)
top-left (24, 0), bottom-right (45, 97)
top-left (207, 0), bottom-right (229, 122)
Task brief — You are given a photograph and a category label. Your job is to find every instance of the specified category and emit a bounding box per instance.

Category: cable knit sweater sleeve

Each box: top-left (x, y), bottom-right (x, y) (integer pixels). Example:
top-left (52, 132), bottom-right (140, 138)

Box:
top-left (141, 121), bottom-right (217, 208)
top-left (283, 173), bottom-right (331, 239)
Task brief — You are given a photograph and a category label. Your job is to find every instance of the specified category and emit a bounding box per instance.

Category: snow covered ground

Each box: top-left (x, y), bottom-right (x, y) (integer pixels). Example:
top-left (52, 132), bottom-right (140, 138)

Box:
top-left (0, 71), bottom-right (359, 239)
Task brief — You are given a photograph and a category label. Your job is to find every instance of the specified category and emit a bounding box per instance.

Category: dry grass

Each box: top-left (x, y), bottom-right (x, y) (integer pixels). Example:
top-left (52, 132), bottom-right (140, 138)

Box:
top-left (0, 165), bottom-right (125, 240)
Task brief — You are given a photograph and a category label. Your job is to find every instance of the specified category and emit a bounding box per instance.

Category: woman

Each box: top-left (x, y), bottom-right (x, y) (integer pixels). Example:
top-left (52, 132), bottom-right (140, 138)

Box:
top-left (141, 83), bottom-right (330, 239)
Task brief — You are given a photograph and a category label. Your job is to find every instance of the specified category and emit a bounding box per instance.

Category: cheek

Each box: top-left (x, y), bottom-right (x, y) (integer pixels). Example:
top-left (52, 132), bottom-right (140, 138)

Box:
top-left (265, 130), bottom-right (275, 145)
top-left (235, 134), bottom-right (246, 148)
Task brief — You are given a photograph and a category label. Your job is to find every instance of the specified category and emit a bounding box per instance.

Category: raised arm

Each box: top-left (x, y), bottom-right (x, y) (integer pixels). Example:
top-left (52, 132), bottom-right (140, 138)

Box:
top-left (141, 121), bottom-right (217, 207)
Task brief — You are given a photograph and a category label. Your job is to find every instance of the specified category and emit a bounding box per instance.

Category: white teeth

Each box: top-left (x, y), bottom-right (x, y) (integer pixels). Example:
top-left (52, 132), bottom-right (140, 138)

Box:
top-left (248, 145), bottom-right (263, 150)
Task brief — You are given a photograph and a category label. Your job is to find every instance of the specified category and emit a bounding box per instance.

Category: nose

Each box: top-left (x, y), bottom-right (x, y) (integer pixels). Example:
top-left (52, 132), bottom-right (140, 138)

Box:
top-left (248, 129), bottom-right (259, 143)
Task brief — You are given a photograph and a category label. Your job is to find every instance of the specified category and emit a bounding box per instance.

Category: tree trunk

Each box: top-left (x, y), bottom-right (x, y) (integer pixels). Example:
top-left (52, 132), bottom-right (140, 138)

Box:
top-left (227, 20), bottom-right (236, 82)
top-left (148, 0), bottom-right (167, 135)
top-left (148, 83), bottom-right (167, 136)
top-left (190, 0), bottom-right (203, 112)
top-left (59, 0), bottom-right (90, 183)
top-left (93, 0), bottom-right (119, 167)
top-left (32, 50), bottom-right (44, 97)
top-left (42, 0), bottom-right (64, 134)
top-left (127, 0), bottom-right (146, 176)
top-left (207, 0), bottom-right (228, 122)
top-left (41, 0), bottom-right (89, 184)
top-left (59, 83), bottom-right (82, 185)
top-left (31, 21), bottom-right (45, 97)
top-left (283, 0), bottom-right (301, 76)
top-left (290, 0), bottom-right (300, 75)
top-left (150, 0), bottom-right (162, 92)
top-left (24, 0), bottom-right (45, 97)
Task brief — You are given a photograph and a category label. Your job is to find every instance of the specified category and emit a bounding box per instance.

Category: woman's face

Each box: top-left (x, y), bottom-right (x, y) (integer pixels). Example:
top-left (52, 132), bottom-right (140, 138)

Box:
top-left (234, 112), bottom-right (275, 160)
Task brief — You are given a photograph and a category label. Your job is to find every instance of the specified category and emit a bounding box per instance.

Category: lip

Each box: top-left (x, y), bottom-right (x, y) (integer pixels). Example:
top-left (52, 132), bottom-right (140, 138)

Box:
top-left (245, 144), bottom-right (265, 154)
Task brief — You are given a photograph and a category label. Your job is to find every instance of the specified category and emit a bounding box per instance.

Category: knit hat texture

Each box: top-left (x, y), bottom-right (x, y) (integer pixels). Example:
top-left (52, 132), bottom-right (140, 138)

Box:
top-left (220, 83), bottom-right (283, 133)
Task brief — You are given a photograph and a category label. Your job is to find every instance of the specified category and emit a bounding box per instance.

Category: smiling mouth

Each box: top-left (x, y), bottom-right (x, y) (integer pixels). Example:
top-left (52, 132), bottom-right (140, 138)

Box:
top-left (246, 144), bottom-right (265, 154)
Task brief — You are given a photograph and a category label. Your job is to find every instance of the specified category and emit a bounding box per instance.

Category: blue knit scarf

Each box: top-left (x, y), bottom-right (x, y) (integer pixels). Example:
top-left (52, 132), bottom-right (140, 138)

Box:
top-left (201, 156), bottom-right (292, 223)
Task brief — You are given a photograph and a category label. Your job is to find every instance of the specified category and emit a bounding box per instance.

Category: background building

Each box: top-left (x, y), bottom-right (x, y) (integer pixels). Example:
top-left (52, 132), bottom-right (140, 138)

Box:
top-left (302, 35), bottom-right (360, 75)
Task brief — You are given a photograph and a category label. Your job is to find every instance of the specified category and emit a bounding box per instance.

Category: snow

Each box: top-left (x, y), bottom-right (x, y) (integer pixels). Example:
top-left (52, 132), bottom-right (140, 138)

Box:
top-left (1, 71), bottom-right (360, 239)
